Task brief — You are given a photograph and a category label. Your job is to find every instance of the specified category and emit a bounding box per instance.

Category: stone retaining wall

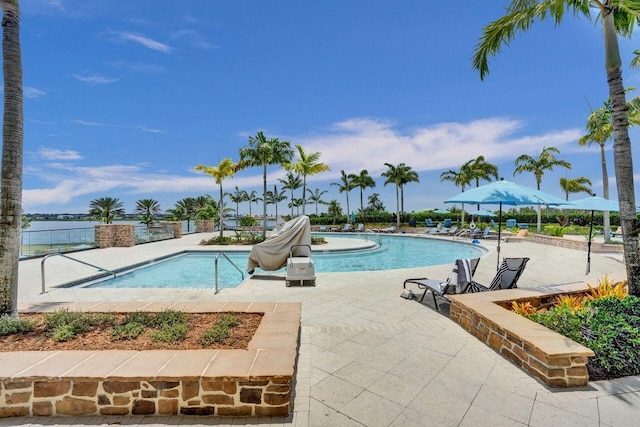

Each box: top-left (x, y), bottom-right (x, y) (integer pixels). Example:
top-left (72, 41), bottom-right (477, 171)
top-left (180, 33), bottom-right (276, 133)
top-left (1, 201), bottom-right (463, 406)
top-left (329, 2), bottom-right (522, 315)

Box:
top-left (1, 301), bottom-right (300, 418)
top-left (94, 224), bottom-right (136, 248)
top-left (162, 221), bottom-right (182, 239)
top-left (195, 220), bottom-right (215, 233)
top-left (0, 378), bottom-right (291, 417)
top-left (528, 234), bottom-right (623, 253)
top-left (450, 284), bottom-right (597, 387)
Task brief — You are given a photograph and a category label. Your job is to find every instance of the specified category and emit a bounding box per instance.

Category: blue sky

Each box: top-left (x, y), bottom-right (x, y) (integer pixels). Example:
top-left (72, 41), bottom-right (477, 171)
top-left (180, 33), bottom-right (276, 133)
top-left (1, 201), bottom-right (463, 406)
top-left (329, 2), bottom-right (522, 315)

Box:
top-left (18, 1), bottom-right (640, 215)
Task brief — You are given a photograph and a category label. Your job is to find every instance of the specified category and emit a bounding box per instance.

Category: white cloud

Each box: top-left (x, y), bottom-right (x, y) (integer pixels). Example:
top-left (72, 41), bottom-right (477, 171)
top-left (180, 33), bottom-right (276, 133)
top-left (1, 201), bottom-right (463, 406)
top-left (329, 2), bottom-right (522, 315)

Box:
top-left (171, 29), bottom-right (218, 50)
top-left (39, 148), bottom-right (82, 161)
top-left (24, 87), bottom-right (46, 98)
top-left (108, 60), bottom-right (166, 74)
top-left (72, 73), bottom-right (118, 84)
top-left (118, 31), bottom-right (173, 53)
top-left (71, 119), bottom-right (165, 134)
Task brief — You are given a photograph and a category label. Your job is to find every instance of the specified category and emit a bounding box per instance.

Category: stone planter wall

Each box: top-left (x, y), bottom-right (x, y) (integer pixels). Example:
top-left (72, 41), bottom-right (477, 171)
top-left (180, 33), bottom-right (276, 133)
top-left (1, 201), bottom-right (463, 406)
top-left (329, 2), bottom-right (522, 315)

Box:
top-left (1, 301), bottom-right (300, 418)
top-left (528, 234), bottom-right (623, 253)
top-left (162, 222), bottom-right (182, 239)
top-left (0, 378), bottom-right (291, 417)
top-left (94, 224), bottom-right (135, 249)
top-left (195, 220), bottom-right (215, 233)
top-left (450, 284), bottom-right (597, 387)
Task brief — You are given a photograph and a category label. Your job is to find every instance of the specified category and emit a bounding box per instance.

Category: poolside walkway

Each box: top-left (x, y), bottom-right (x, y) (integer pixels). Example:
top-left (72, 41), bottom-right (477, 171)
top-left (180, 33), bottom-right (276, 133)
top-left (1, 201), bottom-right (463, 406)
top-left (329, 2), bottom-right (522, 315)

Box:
top-left (5, 232), bottom-right (639, 426)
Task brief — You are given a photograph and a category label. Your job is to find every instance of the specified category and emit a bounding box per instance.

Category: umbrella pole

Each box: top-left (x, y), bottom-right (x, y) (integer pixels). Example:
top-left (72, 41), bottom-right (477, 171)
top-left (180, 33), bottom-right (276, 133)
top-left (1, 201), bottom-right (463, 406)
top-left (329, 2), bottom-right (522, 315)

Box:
top-left (587, 210), bottom-right (594, 275)
top-left (497, 202), bottom-right (503, 270)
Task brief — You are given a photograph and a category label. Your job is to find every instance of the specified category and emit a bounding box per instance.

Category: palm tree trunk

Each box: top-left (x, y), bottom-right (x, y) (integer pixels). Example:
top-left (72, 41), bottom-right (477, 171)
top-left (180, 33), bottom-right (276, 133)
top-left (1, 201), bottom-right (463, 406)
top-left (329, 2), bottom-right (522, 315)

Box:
top-left (0, 5), bottom-right (22, 316)
top-left (219, 184), bottom-right (224, 239)
top-left (302, 176), bottom-right (307, 216)
top-left (400, 185), bottom-right (404, 222)
top-left (290, 189), bottom-right (294, 218)
top-left (600, 144), bottom-right (611, 243)
top-left (360, 188), bottom-right (364, 223)
top-left (395, 184), bottom-right (400, 227)
top-left (609, 68), bottom-right (640, 295)
top-left (346, 193), bottom-right (351, 224)
top-left (262, 165), bottom-right (267, 238)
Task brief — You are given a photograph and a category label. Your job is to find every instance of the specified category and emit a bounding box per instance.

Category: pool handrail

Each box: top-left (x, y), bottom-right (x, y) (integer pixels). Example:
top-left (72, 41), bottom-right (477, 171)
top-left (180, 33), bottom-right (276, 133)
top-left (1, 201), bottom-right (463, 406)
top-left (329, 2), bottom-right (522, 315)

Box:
top-left (41, 253), bottom-right (116, 294)
top-left (214, 252), bottom-right (245, 294)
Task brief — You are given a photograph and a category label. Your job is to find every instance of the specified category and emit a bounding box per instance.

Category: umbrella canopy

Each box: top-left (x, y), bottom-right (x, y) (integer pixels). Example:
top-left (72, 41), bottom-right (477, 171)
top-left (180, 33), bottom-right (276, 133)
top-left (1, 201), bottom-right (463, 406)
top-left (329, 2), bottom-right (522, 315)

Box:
top-left (472, 209), bottom-right (497, 218)
top-left (432, 208), bottom-right (450, 214)
top-left (446, 180), bottom-right (569, 269)
top-left (559, 196), bottom-right (619, 275)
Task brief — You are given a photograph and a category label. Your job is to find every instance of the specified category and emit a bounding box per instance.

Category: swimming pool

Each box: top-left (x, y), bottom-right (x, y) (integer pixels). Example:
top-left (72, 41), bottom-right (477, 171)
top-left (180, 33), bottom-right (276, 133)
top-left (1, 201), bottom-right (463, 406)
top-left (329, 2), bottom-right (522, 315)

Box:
top-left (86, 234), bottom-right (485, 290)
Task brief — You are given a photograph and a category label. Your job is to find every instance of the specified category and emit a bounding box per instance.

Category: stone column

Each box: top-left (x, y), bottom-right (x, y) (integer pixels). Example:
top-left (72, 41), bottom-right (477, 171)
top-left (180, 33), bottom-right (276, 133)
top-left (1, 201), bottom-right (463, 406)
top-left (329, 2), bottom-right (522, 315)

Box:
top-left (195, 220), bottom-right (215, 233)
top-left (94, 224), bottom-right (136, 248)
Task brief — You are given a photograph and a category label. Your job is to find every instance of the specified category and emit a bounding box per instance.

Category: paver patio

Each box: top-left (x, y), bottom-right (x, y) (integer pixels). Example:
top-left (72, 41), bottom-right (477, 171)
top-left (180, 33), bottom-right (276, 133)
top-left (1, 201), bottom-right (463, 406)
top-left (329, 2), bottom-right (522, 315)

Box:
top-left (3, 232), bottom-right (638, 426)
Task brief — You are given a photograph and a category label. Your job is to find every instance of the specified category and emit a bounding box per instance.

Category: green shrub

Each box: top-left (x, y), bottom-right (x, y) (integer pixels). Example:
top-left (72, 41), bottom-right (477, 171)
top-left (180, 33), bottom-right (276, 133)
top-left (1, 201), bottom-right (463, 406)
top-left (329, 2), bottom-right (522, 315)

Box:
top-left (199, 315), bottom-right (239, 346)
top-left (0, 314), bottom-right (35, 336)
top-left (111, 322), bottom-right (146, 341)
top-left (152, 323), bottom-right (189, 343)
top-left (44, 309), bottom-right (115, 342)
top-left (151, 309), bottom-right (188, 327)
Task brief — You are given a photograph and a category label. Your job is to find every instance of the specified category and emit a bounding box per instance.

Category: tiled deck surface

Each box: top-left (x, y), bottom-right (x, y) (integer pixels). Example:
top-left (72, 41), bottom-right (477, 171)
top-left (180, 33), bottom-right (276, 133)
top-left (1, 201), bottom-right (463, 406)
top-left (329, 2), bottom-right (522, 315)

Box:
top-left (3, 231), bottom-right (638, 426)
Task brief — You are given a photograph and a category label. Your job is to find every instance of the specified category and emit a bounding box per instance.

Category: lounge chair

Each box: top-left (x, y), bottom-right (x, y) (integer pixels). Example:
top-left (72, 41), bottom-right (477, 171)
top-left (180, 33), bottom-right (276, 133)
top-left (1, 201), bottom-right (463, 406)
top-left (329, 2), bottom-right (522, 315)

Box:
top-left (470, 257), bottom-right (529, 292)
top-left (480, 226), bottom-right (498, 239)
top-left (506, 219), bottom-right (517, 228)
top-left (354, 223), bottom-right (364, 232)
top-left (425, 218), bottom-right (437, 227)
top-left (438, 226), bottom-right (458, 236)
top-left (442, 218), bottom-right (453, 228)
top-left (318, 226), bottom-right (327, 232)
top-left (403, 258), bottom-right (480, 309)
top-left (340, 223), bottom-right (352, 232)
top-left (381, 226), bottom-right (396, 233)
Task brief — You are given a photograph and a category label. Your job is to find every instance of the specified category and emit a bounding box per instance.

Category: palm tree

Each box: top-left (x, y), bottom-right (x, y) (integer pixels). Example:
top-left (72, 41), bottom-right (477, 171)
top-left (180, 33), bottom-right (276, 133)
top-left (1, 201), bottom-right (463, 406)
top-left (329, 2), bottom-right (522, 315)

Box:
top-left (473, 0), bottom-right (640, 293)
top-left (193, 195), bottom-right (219, 221)
top-left (176, 197), bottom-right (196, 232)
top-left (560, 177), bottom-right (593, 201)
top-left (0, 0), bottom-right (22, 316)
top-left (135, 199), bottom-right (161, 228)
top-left (351, 170), bottom-right (376, 223)
top-left (194, 158), bottom-right (237, 238)
top-left (227, 186), bottom-right (248, 228)
top-left (331, 170), bottom-right (356, 223)
top-left (327, 200), bottom-right (342, 224)
top-left (238, 131), bottom-right (293, 238)
top-left (285, 145), bottom-right (330, 215)
top-left (381, 163), bottom-right (402, 227)
top-left (440, 162), bottom-right (473, 227)
top-left (306, 188), bottom-right (328, 216)
top-left (265, 185), bottom-right (287, 219)
top-left (513, 146), bottom-right (571, 232)
top-left (467, 156), bottom-right (499, 210)
top-left (580, 94), bottom-right (640, 242)
top-left (88, 197), bottom-right (125, 224)
top-left (367, 193), bottom-right (385, 212)
top-left (397, 164), bottom-right (420, 221)
top-left (278, 172), bottom-right (302, 218)
top-left (246, 190), bottom-right (261, 218)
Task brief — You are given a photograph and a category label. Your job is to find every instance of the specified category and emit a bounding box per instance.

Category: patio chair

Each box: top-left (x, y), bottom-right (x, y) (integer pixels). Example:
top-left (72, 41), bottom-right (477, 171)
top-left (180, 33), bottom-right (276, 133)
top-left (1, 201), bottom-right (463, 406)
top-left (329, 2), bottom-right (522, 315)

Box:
top-left (403, 258), bottom-right (480, 310)
top-left (470, 257), bottom-right (529, 292)
top-left (425, 218), bottom-right (437, 227)
top-left (438, 226), bottom-right (458, 236)
top-left (318, 226), bottom-right (327, 232)
top-left (339, 223), bottom-right (352, 232)
top-left (480, 226), bottom-right (498, 239)
top-left (506, 219), bottom-right (517, 228)
top-left (382, 226), bottom-right (396, 233)
top-left (354, 223), bottom-right (365, 232)
top-left (442, 218), bottom-right (453, 228)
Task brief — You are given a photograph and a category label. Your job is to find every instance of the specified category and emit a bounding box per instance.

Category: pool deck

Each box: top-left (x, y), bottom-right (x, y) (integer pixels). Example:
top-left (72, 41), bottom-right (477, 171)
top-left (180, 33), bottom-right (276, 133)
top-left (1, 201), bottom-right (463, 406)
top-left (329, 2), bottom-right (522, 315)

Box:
top-left (6, 232), bottom-right (639, 426)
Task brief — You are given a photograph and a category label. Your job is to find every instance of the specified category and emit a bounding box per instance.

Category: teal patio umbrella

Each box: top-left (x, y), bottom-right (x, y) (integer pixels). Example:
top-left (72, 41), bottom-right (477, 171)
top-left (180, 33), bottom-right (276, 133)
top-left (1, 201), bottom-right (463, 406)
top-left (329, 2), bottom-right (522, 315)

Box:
top-left (432, 208), bottom-right (450, 214)
top-left (559, 196), bottom-right (619, 275)
top-left (473, 209), bottom-right (497, 217)
top-left (446, 180), bottom-right (569, 269)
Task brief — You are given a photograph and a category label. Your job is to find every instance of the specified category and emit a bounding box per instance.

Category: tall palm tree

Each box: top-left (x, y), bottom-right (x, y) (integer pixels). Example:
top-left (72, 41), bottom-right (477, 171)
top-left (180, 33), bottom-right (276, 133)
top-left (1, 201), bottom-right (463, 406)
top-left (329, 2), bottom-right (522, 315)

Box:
top-left (397, 164), bottom-right (420, 221)
top-left (193, 195), bottom-right (219, 221)
top-left (285, 145), bottom-right (330, 215)
top-left (467, 156), bottom-right (499, 210)
top-left (238, 131), bottom-right (293, 238)
top-left (306, 188), bottom-right (328, 216)
top-left (473, 0), bottom-right (640, 293)
top-left (135, 199), bottom-right (161, 228)
top-left (381, 163), bottom-right (402, 227)
top-left (560, 177), bottom-right (593, 201)
top-left (194, 158), bottom-right (237, 238)
top-left (88, 197), bottom-right (125, 224)
top-left (227, 186), bottom-right (248, 228)
top-left (513, 146), bottom-right (571, 232)
top-left (327, 200), bottom-right (342, 224)
top-left (580, 94), bottom-right (640, 242)
top-left (0, 0), bottom-right (22, 316)
top-left (176, 197), bottom-right (197, 232)
top-left (352, 170), bottom-right (376, 223)
top-left (331, 170), bottom-right (356, 223)
top-left (265, 185), bottom-right (287, 219)
top-left (278, 172), bottom-right (302, 218)
top-left (440, 162), bottom-right (473, 227)
top-left (246, 190), bottom-right (261, 218)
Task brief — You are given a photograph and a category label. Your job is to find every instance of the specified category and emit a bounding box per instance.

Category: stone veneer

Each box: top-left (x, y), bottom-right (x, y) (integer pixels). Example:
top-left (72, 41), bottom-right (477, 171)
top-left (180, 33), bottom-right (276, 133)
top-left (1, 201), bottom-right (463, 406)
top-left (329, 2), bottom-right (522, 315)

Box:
top-left (0, 301), bottom-right (300, 418)
top-left (94, 224), bottom-right (136, 248)
top-left (527, 234), bottom-right (623, 254)
top-left (162, 221), bottom-right (182, 239)
top-left (449, 283), bottom-right (604, 387)
top-left (195, 220), bottom-right (215, 233)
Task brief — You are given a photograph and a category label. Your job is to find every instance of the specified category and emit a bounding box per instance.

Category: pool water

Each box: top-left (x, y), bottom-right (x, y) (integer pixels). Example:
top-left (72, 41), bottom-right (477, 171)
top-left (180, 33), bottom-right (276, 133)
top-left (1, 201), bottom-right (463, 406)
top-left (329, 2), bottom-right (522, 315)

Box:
top-left (87, 235), bottom-right (484, 290)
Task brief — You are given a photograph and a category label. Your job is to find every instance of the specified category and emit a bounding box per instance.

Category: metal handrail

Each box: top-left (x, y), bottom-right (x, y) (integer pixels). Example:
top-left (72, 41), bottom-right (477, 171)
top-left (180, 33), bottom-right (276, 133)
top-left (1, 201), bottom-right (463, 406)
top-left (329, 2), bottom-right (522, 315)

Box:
top-left (41, 253), bottom-right (116, 294)
top-left (214, 252), bottom-right (245, 294)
